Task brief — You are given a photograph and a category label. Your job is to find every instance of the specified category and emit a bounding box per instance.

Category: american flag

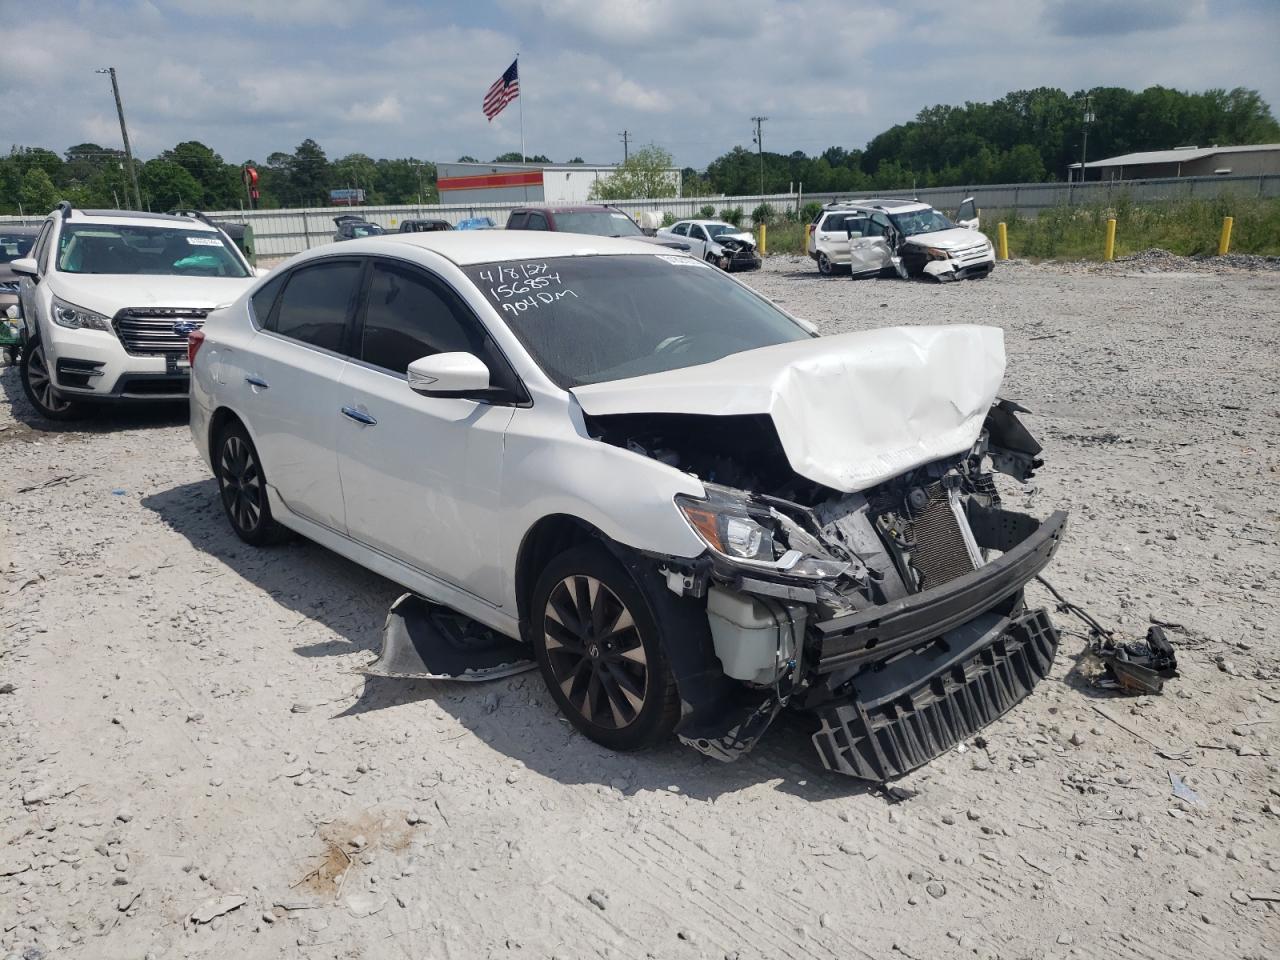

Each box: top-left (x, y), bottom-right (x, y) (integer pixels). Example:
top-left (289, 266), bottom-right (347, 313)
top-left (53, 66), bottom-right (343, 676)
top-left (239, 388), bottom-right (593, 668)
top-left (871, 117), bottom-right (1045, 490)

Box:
top-left (483, 59), bottom-right (520, 121)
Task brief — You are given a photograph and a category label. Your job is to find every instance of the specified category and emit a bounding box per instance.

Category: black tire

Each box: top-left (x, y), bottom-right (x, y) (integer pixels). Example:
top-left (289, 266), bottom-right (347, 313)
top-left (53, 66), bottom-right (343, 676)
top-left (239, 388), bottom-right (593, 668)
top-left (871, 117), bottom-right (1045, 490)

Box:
top-left (530, 543), bottom-right (680, 751)
top-left (20, 337), bottom-right (90, 421)
top-left (817, 252), bottom-right (834, 276)
top-left (213, 420), bottom-right (288, 546)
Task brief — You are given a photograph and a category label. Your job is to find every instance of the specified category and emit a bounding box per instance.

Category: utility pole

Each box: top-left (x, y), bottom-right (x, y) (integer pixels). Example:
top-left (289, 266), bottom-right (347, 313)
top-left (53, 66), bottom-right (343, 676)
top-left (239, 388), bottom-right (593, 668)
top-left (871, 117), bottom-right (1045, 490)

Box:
top-left (1079, 95), bottom-right (1095, 183)
top-left (619, 130), bottom-right (631, 162)
top-left (96, 67), bottom-right (141, 209)
top-left (750, 116), bottom-right (768, 194)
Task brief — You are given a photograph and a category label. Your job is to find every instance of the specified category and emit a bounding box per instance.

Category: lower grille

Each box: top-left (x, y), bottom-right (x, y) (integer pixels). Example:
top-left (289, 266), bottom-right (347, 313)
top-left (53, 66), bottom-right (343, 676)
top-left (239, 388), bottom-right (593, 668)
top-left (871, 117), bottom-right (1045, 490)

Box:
top-left (811, 607), bottom-right (1059, 781)
top-left (113, 307), bottom-right (209, 356)
top-left (910, 484), bottom-right (977, 590)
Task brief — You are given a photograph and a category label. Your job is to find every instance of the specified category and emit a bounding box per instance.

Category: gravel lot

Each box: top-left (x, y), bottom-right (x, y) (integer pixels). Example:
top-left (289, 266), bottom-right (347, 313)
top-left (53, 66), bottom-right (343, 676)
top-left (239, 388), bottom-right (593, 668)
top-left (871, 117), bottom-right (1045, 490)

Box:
top-left (1, 256), bottom-right (1278, 960)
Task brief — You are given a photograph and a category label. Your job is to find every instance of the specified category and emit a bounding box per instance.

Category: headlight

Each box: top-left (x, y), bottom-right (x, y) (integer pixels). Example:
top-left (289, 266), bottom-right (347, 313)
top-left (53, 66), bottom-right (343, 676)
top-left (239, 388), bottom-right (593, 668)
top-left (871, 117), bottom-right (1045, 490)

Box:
top-left (924, 247), bottom-right (950, 260)
top-left (51, 297), bottom-right (113, 332)
top-left (676, 494), bottom-right (776, 562)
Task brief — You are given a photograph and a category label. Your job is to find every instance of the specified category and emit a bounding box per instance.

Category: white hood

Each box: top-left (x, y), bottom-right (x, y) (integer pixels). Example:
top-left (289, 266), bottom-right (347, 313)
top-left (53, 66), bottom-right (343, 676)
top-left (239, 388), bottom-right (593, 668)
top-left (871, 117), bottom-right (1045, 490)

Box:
top-left (49, 273), bottom-right (254, 317)
top-left (902, 227), bottom-right (988, 250)
top-left (572, 325), bottom-right (1005, 493)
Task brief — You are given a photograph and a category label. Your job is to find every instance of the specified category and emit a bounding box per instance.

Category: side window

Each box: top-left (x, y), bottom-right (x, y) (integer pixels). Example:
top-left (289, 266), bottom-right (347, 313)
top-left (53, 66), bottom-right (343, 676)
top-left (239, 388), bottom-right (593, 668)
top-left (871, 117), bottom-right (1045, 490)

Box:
top-left (507, 213), bottom-right (528, 229)
top-left (690, 225), bottom-right (708, 241)
top-left (250, 273), bottom-right (287, 328)
top-left (360, 261), bottom-right (486, 374)
top-left (526, 213), bottom-right (549, 231)
top-left (870, 213), bottom-right (893, 237)
top-left (272, 260), bottom-right (362, 352)
top-left (31, 222), bottom-right (53, 273)
top-left (670, 223), bottom-right (688, 236)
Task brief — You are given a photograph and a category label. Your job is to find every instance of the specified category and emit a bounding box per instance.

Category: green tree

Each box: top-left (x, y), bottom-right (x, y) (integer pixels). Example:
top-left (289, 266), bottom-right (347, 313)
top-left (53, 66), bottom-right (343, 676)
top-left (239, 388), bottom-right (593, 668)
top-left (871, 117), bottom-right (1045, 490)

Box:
top-left (332, 152), bottom-right (379, 200)
top-left (288, 139), bottom-right (330, 206)
top-left (18, 168), bottom-right (59, 215)
top-left (588, 145), bottom-right (678, 200)
top-left (163, 141), bottom-right (240, 209)
top-left (492, 152), bottom-right (551, 163)
top-left (456, 155), bottom-right (478, 163)
top-left (139, 159), bottom-right (203, 210)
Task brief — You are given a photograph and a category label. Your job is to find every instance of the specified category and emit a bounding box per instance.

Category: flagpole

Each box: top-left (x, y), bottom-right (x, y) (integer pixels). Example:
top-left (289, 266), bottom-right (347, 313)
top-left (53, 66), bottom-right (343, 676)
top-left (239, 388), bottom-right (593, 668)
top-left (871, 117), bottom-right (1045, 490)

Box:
top-left (517, 53), bottom-right (525, 163)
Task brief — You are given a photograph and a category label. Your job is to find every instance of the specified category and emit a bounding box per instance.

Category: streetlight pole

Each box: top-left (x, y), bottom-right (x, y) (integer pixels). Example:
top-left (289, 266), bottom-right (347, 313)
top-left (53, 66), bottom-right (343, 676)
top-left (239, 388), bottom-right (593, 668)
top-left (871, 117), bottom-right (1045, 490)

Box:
top-left (1079, 95), bottom-right (1095, 184)
top-left (96, 67), bottom-right (141, 209)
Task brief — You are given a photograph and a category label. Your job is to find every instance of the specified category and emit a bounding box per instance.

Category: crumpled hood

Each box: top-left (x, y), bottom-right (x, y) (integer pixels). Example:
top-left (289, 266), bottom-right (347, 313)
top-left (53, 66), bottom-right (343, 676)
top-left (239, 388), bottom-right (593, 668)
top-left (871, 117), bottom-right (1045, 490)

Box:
top-left (710, 232), bottom-right (756, 250)
top-left (572, 325), bottom-right (1006, 493)
top-left (48, 274), bottom-right (254, 317)
top-left (902, 228), bottom-right (989, 251)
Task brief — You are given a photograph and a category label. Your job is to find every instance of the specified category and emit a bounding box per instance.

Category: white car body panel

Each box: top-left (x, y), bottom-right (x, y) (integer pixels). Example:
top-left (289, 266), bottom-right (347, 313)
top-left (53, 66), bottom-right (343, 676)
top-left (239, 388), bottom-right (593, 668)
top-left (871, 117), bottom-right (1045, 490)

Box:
top-left (659, 221), bottom-right (755, 262)
top-left (571, 325), bottom-right (1006, 494)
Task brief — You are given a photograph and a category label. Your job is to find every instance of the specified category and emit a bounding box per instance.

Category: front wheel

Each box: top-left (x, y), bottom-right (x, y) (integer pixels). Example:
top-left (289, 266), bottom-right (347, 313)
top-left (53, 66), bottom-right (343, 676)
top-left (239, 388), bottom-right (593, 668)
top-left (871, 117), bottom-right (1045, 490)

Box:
top-left (214, 421), bottom-right (288, 546)
top-left (20, 337), bottom-right (89, 421)
top-left (530, 544), bottom-right (679, 751)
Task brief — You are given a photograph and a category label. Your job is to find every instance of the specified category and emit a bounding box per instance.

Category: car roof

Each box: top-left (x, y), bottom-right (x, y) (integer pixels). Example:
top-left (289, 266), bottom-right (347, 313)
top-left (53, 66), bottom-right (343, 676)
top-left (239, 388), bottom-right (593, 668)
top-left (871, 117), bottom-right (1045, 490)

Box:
top-left (309, 231), bottom-right (667, 266)
top-left (680, 220), bottom-right (737, 229)
top-left (63, 209), bottom-right (220, 230)
top-left (860, 198), bottom-right (930, 211)
top-left (511, 204), bottom-right (617, 213)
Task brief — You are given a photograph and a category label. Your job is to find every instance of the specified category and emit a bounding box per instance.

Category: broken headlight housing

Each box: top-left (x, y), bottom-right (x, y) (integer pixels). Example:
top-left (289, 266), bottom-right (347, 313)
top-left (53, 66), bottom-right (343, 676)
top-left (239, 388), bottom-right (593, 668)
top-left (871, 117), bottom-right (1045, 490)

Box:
top-left (676, 494), bottom-right (776, 562)
top-left (922, 247), bottom-right (951, 261)
top-left (51, 297), bottom-right (113, 333)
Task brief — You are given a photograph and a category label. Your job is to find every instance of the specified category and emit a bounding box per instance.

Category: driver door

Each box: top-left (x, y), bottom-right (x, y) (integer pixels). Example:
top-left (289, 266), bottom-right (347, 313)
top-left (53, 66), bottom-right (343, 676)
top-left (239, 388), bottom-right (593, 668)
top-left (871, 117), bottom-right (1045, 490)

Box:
top-left (956, 197), bottom-right (980, 230)
top-left (336, 257), bottom-right (518, 605)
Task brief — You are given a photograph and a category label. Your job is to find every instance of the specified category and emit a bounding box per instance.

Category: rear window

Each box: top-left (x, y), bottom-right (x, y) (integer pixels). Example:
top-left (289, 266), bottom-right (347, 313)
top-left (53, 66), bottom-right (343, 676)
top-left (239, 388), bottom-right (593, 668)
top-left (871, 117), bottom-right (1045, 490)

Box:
top-left (272, 260), bottom-right (361, 352)
top-left (549, 211), bottom-right (642, 237)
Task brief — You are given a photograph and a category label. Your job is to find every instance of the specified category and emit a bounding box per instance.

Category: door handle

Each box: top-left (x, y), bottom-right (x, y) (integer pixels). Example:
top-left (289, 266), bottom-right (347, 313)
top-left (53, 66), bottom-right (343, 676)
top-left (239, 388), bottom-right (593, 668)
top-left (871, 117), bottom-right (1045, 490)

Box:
top-left (245, 375), bottom-right (269, 389)
top-left (341, 406), bottom-right (377, 426)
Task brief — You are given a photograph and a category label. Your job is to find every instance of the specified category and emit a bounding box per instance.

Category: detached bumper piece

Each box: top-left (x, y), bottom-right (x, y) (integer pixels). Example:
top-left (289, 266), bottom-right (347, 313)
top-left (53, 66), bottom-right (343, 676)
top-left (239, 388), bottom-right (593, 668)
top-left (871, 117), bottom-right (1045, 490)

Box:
top-left (811, 607), bottom-right (1059, 781)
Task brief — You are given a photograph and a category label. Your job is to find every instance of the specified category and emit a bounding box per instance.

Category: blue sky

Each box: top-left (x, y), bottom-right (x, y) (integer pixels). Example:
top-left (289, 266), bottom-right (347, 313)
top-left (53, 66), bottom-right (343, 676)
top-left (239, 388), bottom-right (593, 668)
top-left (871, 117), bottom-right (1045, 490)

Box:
top-left (2, 0), bottom-right (1277, 168)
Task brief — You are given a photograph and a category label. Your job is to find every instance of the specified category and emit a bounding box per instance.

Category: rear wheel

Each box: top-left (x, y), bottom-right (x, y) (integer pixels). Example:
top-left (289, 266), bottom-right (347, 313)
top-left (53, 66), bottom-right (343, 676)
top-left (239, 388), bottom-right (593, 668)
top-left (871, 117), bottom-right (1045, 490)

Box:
top-left (817, 252), bottom-right (834, 276)
top-left (530, 544), bottom-right (679, 751)
top-left (20, 337), bottom-right (89, 421)
top-left (214, 421), bottom-right (288, 546)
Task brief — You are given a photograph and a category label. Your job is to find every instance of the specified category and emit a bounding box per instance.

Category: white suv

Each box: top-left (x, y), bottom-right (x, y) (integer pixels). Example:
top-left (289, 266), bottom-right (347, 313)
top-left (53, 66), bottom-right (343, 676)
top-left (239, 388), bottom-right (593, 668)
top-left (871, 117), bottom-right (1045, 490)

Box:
top-left (189, 230), bottom-right (1067, 780)
top-left (12, 203), bottom-right (258, 420)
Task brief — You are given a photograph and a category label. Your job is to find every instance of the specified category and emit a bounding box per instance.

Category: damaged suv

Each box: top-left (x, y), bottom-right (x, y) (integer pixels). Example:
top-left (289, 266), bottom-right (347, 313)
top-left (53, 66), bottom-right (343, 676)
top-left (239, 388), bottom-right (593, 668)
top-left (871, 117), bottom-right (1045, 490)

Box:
top-left (191, 232), bottom-right (1065, 781)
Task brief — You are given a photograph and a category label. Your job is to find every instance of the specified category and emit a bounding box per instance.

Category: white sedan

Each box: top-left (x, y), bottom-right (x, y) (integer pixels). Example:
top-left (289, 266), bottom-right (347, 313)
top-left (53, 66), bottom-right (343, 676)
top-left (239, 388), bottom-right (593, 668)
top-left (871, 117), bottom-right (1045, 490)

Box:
top-left (188, 231), bottom-right (1068, 779)
top-left (657, 219), bottom-right (761, 271)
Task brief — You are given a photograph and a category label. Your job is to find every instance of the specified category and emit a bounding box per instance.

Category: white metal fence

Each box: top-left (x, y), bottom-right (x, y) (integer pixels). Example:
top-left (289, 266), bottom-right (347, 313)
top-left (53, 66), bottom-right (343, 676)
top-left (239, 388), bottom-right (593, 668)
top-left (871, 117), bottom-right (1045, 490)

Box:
top-left (4, 174), bottom-right (1276, 260)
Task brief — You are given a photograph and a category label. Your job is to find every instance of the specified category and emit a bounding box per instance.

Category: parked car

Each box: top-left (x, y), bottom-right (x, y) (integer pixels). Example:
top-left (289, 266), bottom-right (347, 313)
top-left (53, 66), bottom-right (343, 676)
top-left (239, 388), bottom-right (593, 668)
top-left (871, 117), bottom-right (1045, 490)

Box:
top-left (10, 203), bottom-right (258, 419)
top-left (807, 198), bottom-right (994, 280)
top-left (455, 217), bottom-right (497, 231)
top-left (657, 219), bottom-right (760, 271)
top-left (189, 230), bottom-right (1065, 780)
top-left (333, 215), bottom-right (384, 241)
top-left (398, 219), bottom-right (453, 233)
top-left (1, 225), bottom-right (39, 361)
top-left (505, 205), bottom-right (689, 251)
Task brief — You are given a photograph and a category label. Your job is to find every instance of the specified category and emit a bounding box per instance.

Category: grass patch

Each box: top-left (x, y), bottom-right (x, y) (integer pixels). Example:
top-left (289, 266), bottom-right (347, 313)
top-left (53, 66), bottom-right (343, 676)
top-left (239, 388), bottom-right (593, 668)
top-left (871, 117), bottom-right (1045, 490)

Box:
top-left (990, 196), bottom-right (1280, 260)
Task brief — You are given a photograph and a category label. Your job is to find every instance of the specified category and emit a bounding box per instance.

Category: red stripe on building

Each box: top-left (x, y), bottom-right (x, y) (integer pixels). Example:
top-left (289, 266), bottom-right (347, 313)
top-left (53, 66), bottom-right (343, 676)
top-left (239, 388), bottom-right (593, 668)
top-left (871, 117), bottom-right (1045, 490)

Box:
top-left (437, 170), bottom-right (544, 192)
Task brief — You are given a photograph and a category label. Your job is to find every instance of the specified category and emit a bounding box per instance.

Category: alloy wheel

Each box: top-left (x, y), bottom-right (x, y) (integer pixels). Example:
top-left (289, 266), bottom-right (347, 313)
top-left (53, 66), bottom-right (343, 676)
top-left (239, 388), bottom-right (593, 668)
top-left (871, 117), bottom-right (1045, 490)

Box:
top-left (26, 345), bottom-right (71, 414)
top-left (219, 434), bottom-right (263, 533)
top-left (543, 575), bottom-right (649, 730)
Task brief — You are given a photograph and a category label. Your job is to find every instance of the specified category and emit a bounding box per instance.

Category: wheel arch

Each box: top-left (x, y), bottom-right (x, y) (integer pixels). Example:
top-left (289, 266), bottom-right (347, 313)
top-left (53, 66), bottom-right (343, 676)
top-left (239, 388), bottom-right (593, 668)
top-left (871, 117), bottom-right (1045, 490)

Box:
top-left (514, 513), bottom-right (606, 639)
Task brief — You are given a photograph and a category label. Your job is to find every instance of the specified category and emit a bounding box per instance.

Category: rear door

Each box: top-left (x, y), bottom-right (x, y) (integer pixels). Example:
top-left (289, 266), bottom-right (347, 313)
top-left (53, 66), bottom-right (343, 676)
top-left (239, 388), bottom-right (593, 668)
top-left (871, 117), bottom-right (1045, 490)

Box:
top-left (240, 257), bottom-right (363, 532)
top-left (336, 257), bottom-right (519, 604)
top-left (817, 212), bottom-right (853, 262)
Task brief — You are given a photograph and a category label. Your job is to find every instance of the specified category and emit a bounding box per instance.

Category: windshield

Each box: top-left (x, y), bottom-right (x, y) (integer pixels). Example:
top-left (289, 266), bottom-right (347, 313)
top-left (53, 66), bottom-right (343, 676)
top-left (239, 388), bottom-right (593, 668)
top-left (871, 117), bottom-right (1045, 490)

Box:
top-left (464, 254), bottom-right (810, 388)
top-left (0, 233), bottom-right (36, 264)
top-left (56, 224), bottom-right (249, 277)
top-left (705, 224), bottom-right (740, 239)
top-left (888, 208), bottom-right (955, 237)
top-left (551, 211), bottom-right (643, 237)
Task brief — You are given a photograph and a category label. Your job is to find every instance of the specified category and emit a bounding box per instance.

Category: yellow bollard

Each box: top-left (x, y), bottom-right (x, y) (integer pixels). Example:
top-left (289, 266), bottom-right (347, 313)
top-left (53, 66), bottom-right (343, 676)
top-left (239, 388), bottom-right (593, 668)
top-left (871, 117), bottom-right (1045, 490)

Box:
top-left (758, 222), bottom-right (767, 257)
top-left (997, 222), bottom-right (1009, 261)
top-left (804, 223), bottom-right (811, 254)
top-left (1104, 218), bottom-right (1117, 262)
top-left (1218, 216), bottom-right (1233, 256)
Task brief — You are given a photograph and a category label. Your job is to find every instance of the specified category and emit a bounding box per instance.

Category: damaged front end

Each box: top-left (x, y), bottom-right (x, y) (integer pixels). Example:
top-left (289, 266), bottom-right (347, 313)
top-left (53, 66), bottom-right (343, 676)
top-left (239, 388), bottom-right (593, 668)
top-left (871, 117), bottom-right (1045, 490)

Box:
top-left (708, 236), bottom-right (762, 272)
top-left (588, 398), bottom-right (1065, 781)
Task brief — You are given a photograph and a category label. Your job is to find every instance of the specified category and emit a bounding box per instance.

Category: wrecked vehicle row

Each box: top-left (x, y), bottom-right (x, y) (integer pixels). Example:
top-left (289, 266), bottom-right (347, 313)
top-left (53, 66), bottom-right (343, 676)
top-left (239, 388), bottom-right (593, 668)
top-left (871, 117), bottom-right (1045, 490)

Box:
top-left (190, 230), bottom-right (1064, 782)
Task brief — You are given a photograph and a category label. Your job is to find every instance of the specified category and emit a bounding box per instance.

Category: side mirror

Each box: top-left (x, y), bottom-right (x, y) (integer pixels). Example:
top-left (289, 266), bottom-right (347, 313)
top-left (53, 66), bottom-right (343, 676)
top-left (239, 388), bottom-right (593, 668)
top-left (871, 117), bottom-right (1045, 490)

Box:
top-left (10, 257), bottom-right (37, 279)
top-left (407, 352), bottom-right (490, 397)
